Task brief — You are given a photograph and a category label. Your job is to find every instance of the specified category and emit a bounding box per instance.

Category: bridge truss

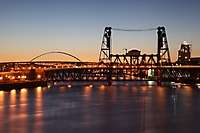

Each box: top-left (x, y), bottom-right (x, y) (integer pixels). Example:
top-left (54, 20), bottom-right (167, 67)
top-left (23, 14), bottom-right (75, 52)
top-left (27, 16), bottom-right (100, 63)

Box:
top-left (0, 26), bottom-right (200, 84)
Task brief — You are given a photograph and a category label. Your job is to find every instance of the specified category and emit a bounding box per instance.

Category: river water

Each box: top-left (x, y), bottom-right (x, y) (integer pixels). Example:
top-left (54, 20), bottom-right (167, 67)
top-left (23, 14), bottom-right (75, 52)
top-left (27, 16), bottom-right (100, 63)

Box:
top-left (0, 81), bottom-right (200, 133)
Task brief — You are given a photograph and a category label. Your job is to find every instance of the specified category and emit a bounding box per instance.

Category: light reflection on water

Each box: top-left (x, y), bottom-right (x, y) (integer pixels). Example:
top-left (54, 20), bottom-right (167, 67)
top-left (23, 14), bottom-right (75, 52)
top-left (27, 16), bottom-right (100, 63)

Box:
top-left (0, 91), bottom-right (4, 130)
top-left (18, 88), bottom-right (28, 133)
top-left (9, 89), bottom-right (17, 133)
top-left (0, 81), bottom-right (200, 133)
top-left (34, 86), bottom-right (43, 133)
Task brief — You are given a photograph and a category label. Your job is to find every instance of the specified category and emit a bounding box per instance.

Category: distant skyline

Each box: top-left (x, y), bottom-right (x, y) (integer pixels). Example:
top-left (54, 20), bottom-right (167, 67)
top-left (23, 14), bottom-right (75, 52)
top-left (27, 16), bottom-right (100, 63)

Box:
top-left (0, 0), bottom-right (200, 62)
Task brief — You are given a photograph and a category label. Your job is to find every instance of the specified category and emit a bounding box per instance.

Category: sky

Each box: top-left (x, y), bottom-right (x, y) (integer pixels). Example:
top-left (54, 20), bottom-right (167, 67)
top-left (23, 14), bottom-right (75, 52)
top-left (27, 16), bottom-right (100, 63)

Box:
top-left (0, 0), bottom-right (200, 62)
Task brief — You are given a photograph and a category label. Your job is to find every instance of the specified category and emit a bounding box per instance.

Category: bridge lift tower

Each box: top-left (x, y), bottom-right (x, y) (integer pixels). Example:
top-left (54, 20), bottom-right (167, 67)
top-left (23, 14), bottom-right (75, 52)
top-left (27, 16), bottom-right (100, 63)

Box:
top-left (99, 26), bottom-right (171, 66)
top-left (99, 27), bottom-right (112, 63)
top-left (157, 26), bottom-right (171, 65)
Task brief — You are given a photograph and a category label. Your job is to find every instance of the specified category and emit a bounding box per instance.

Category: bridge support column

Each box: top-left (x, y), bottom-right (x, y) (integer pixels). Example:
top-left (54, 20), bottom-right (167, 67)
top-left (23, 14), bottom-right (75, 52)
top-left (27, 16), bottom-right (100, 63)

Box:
top-left (156, 67), bottom-right (161, 86)
top-left (28, 69), bottom-right (37, 80)
top-left (107, 65), bottom-right (112, 86)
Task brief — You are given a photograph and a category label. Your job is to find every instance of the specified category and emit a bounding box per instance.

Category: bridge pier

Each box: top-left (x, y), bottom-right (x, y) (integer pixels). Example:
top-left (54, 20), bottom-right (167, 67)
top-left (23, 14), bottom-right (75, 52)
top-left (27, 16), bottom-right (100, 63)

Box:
top-left (28, 69), bottom-right (37, 80)
top-left (156, 67), bottom-right (161, 86)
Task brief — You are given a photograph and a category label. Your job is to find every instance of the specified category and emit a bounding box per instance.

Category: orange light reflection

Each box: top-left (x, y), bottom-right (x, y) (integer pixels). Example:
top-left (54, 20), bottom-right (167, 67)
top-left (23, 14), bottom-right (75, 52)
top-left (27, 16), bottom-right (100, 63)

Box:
top-left (10, 89), bottom-right (16, 105)
top-left (155, 86), bottom-right (166, 111)
top-left (34, 87), bottom-right (43, 133)
top-left (19, 88), bottom-right (28, 133)
top-left (183, 86), bottom-right (192, 96)
top-left (59, 86), bottom-right (66, 93)
top-left (84, 86), bottom-right (92, 96)
top-left (0, 91), bottom-right (4, 129)
top-left (99, 85), bottom-right (106, 92)
top-left (9, 89), bottom-right (17, 133)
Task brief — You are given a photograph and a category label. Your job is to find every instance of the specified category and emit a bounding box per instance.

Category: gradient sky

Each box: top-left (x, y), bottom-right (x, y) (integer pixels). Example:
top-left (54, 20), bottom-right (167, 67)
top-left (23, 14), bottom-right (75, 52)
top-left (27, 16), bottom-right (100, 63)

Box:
top-left (0, 0), bottom-right (200, 62)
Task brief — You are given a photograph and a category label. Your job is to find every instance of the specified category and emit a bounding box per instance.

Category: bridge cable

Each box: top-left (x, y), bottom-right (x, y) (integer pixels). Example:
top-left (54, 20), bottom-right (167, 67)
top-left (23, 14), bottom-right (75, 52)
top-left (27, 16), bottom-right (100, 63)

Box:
top-left (112, 27), bottom-right (157, 32)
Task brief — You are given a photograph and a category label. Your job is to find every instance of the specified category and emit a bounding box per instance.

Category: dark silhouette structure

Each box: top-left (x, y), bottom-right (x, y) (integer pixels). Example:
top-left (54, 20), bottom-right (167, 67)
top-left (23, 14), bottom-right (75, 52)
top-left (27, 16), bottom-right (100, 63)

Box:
top-left (0, 26), bottom-right (200, 85)
top-left (177, 42), bottom-right (191, 64)
top-left (99, 26), bottom-right (171, 66)
top-left (176, 42), bottom-right (200, 65)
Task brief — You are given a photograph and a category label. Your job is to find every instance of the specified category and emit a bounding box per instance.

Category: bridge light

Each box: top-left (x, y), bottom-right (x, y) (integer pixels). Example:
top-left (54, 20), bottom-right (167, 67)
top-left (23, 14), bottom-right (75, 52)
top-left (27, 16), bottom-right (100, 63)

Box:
top-left (89, 84), bottom-right (93, 88)
top-left (148, 69), bottom-right (154, 77)
top-left (36, 86), bottom-right (42, 93)
top-left (0, 77), bottom-right (3, 80)
top-left (21, 75), bottom-right (27, 79)
top-left (148, 81), bottom-right (155, 86)
top-left (20, 88), bottom-right (27, 94)
top-left (0, 91), bottom-right (3, 95)
top-left (47, 84), bottom-right (51, 88)
top-left (125, 65), bottom-right (129, 68)
top-left (67, 84), bottom-right (72, 88)
top-left (37, 74), bottom-right (42, 79)
top-left (11, 76), bottom-right (15, 80)
top-left (10, 89), bottom-right (16, 96)
top-left (196, 83), bottom-right (200, 89)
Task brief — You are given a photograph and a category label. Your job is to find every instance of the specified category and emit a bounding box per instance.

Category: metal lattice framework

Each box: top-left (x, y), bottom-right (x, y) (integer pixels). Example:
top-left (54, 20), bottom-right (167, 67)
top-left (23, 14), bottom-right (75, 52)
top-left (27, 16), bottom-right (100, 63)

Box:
top-left (44, 66), bottom-right (200, 83)
top-left (99, 27), bottom-right (112, 63)
top-left (111, 54), bottom-right (157, 66)
top-left (157, 27), bottom-right (171, 65)
top-left (1, 26), bottom-right (200, 85)
top-left (44, 67), bottom-right (152, 81)
top-left (99, 26), bottom-right (171, 66)
top-left (160, 66), bottom-right (200, 83)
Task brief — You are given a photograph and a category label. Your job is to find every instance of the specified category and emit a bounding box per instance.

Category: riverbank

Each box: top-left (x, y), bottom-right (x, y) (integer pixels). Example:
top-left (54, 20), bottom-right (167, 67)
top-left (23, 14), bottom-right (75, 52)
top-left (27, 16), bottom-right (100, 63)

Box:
top-left (0, 80), bottom-right (47, 90)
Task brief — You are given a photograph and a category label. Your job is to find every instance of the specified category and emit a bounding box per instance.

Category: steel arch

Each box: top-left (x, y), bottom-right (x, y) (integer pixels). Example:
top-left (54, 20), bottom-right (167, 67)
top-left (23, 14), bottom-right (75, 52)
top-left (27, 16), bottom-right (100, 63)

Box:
top-left (30, 51), bottom-right (82, 62)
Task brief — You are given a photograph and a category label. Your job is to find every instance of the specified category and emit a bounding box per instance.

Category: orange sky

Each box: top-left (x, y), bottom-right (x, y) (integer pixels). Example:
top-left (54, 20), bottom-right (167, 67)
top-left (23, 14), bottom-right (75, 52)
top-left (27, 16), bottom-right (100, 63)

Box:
top-left (0, 0), bottom-right (200, 62)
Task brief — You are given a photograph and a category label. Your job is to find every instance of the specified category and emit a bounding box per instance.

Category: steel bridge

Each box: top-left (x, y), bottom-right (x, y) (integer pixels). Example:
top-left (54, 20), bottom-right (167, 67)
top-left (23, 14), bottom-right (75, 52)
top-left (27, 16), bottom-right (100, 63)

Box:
top-left (0, 26), bottom-right (200, 85)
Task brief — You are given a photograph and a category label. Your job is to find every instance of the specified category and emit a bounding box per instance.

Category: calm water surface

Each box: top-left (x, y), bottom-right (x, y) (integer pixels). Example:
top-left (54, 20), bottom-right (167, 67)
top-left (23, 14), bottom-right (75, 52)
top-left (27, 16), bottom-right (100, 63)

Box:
top-left (0, 81), bottom-right (200, 133)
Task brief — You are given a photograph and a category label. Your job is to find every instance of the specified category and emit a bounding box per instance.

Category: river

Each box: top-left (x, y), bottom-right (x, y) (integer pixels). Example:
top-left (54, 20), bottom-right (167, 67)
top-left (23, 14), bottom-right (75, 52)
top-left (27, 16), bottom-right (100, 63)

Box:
top-left (0, 81), bottom-right (200, 133)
